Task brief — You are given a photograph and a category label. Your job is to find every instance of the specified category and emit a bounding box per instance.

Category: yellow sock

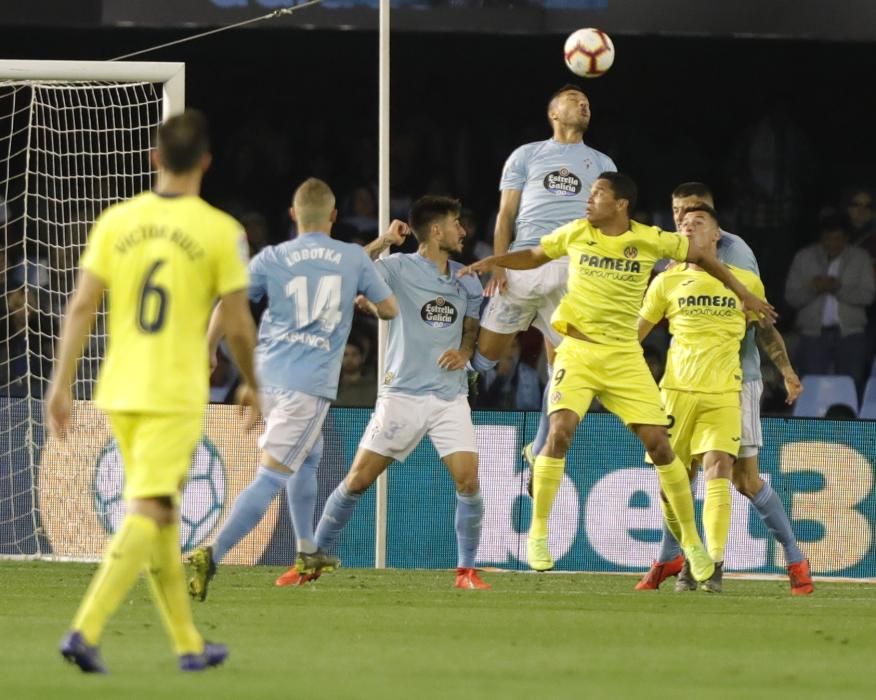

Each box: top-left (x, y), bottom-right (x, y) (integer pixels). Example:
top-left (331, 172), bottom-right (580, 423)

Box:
top-left (146, 522), bottom-right (204, 655)
top-left (703, 478), bottom-right (732, 563)
top-left (654, 457), bottom-right (701, 548)
top-left (529, 456), bottom-right (565, 539)
top-left (658, 491), bottom-right (684, 545)
top-left (72, 513), bottom-right (159, 644)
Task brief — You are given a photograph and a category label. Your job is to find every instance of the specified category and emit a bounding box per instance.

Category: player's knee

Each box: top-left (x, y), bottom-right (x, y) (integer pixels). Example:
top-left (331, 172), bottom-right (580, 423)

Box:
top-left (471, 349), bottom-right (499, 372)
top-left (546, 427), bottom-right (573, 456)
top-left (455, 477), bottom-right (480, 495)
top-left (344, 469), bottom-right (376, 494)
top-left (644, 436), bottom-right (673, 465)
top-left (732, 470), bottom-right (763, 499)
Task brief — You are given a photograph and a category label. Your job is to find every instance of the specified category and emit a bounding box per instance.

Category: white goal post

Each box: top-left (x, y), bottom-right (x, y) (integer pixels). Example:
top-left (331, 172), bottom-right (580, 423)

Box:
top-left (0, 60), bottom-right (184, 559)
top-left (0, 60), bottom-right (184, 121)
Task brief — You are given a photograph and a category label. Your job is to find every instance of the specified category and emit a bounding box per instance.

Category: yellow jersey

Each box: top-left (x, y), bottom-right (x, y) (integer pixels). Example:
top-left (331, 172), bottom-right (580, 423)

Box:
top-left (80, 191), bottom-right (249, 413)
top-left (639, 263), bottom-right (765, 394)
top-left (540, 219), bottom-right (689, 346)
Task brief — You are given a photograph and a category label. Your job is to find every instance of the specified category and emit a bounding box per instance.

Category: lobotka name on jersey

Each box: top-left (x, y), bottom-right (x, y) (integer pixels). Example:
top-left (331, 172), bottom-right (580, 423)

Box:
top-left (283, 247), bottom-right (342, 267)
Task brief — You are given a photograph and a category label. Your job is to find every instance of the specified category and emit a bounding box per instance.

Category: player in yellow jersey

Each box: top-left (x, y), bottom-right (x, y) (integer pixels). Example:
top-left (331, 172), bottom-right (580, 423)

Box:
top-left (636, 182), bottom-right (809, 595)
top-left (45, 110), bottom-right (259, 673)
top-left (460, 172), bottom-right (776, 582)
top-left (638, 203), bottom-right (766, 593)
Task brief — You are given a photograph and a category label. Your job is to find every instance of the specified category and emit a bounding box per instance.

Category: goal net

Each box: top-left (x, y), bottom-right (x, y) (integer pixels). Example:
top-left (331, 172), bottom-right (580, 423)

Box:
top-left (0, 61), bottom-right (184, 558)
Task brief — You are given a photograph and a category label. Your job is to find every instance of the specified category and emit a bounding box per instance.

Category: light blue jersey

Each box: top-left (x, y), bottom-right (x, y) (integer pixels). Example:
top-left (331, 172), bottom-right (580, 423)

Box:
top-left (500, 139), bottom-right (616, 250)
top-left (249, 232), bottom-right (392, 400)
top-left (377, 253), bottom-right (483, 400)
top-left (717, 229), bottom-right (761, 382)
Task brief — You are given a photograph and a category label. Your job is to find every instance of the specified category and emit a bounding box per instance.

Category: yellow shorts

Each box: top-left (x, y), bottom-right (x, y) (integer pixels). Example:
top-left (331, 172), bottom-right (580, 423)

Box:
top-left (663, 389), bottom-right (742, 467)
top-left (548, 337), bottom-right (669, 426)
top-left (108, 411), bottom-right (204, 503)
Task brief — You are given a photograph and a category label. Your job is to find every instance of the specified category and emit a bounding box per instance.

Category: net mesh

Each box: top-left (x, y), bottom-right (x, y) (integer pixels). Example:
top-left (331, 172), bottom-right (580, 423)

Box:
top-left (0, 79), bottom-right (162, 556)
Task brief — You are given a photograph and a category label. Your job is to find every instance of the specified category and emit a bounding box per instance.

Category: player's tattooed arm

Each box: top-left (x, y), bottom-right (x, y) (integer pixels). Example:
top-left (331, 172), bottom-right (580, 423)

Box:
top-left (755, 323), bottom-right (803, 404)
top-left (459, 317), bottom-right (479, 360)
top-left (363, 219), bottom-right (410, 260)
top-left (437, 317), bottom-right (479, 371)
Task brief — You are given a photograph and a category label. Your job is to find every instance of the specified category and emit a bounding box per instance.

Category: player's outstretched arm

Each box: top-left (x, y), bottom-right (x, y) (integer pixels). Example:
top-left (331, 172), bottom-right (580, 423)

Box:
top-left (687, 247), bottom-right (777, 324)
top-left (755, 324), bottom-right (803, 405)
top-left (363, 220), bottom-right (410, 260)
top-left (458, 246), bottom-right (550, 278)
top-left (219, 288), bottom-right (261, 427)
top-left (44, 270), bottom-right (105, 438)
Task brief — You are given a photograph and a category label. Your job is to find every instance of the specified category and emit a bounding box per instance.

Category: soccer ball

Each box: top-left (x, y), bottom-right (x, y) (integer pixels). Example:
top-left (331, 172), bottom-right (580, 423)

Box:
top-left (180, 439), bottom-right (227, 552)
top-left (563, 28), bottom-right (615, 79)
top-left (92, 436), bottom-right (226, 552)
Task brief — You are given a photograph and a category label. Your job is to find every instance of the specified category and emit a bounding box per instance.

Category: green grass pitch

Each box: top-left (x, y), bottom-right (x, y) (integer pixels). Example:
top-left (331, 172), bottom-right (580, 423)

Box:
top-left (1, 562), bottom-right (875, 700)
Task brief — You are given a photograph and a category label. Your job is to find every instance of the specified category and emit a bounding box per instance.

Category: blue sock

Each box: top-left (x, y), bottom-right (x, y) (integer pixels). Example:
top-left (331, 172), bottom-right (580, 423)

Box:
top-left (657, 520), bottom-right (683, 562)
top-left (213, 466), bottom-right (288, 563)
top-left (471, 350), bottom-right (498, 373)
top-left (455, 491), bottom-right (484, 568)
top-left (750, 480), bottom-right (804, 565)
top-left (532, 371), bottom-right (552, 454)
top-left (287, 437), bottom-right (323, 554)
top-left (315, 481), bottom-right (362, 551)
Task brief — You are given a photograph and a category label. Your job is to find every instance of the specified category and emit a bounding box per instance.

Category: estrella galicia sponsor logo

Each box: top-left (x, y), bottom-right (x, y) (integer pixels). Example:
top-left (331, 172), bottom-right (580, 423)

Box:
top-left (421, 296), bottom-right (458, 328)
top-left (543, 168), bottom-right (582, 197)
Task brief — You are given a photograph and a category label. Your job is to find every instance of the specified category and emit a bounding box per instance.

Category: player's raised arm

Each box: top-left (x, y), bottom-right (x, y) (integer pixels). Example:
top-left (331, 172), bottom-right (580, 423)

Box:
top-left (44, 269), bottom-right (106, 438)
top-left (686, 243), bottom-right (777, 324)
top-left (485, 189), bottom-right (522, 296)
top-left (458, 245), bottom-right (551, 278)
top-left (363, 219), bottom-right (410, 260)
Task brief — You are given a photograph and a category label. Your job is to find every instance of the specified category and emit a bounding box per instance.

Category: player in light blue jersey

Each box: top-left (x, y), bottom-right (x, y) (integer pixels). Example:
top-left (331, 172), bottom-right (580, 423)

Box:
top-left (187, 178), bottom-right (399, 601)
top-left (636, 182), bottom-right (813, 596)
top-left (470, 84), bottom-right (617, 484)
top-left (307, 195), bottom-right (491, 590)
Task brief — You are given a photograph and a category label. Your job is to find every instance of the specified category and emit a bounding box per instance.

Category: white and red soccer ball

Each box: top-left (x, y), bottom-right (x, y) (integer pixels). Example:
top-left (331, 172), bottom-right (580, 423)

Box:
top-left (563, 28), bottom-right (615, 79)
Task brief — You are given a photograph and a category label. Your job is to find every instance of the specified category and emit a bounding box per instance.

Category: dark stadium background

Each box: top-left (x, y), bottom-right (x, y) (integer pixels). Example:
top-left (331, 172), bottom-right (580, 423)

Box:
top-left (1, 8), bottom-right (874, 324)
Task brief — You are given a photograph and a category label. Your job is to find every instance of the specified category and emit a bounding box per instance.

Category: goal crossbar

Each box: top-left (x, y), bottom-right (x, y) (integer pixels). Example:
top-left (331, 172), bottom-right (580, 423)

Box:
top-left (0, 60), bottom-right (185, 120)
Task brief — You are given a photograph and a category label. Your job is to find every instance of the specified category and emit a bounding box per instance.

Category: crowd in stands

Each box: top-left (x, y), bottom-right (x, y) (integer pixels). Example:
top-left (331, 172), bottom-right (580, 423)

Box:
top-left (189, 181), bottom-right (876, 417)
top-left (3, 107), bottom-right (876, 418)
